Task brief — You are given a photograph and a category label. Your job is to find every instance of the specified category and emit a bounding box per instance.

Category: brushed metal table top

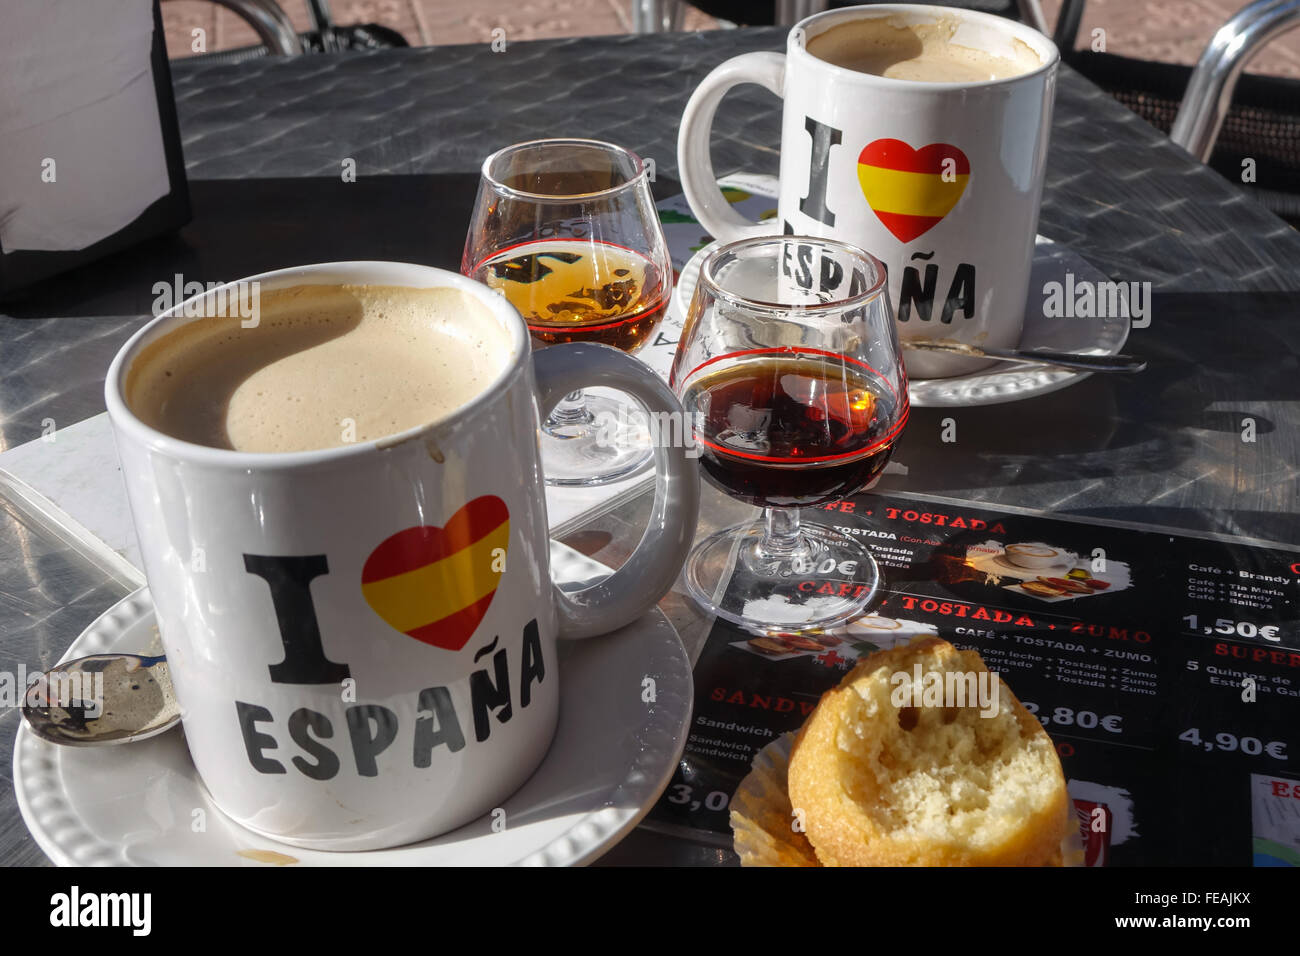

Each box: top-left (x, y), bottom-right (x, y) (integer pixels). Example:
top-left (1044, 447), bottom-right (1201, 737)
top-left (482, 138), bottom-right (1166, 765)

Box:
top-left (2, 28), bottom-right (1299, 866)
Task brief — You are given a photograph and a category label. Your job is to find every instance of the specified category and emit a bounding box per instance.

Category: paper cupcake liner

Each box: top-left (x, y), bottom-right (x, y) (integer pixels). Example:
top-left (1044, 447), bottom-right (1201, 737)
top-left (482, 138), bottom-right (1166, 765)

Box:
top-left (730, 733), bottom-right (820, 867)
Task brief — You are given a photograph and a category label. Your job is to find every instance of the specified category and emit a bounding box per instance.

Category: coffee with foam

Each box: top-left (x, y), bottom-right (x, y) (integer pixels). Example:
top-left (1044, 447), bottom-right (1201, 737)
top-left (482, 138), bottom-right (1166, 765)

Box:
top-left (807, 15), bottom-right (1040, 83)
top-left (126, 283), bottom-right (511, 453)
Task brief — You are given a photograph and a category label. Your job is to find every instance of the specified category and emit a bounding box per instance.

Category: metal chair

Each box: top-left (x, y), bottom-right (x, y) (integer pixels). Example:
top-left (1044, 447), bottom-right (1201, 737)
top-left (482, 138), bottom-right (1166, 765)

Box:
top-left (165, 0), bottom-right (300, 54)
top-left (1059, 0), bottom-right (1300, 226)
top-left (163, 0), bottom-right (408, 62)
top-left (1171, 0), bottom-right (1300, 162)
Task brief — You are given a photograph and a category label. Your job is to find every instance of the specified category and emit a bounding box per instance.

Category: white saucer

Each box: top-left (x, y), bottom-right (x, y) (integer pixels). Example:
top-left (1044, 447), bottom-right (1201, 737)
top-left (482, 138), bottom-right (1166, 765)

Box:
top-left (670, 237), bottom-right (1132, 408)
top-left (14, 543), bottom-right (692, 866)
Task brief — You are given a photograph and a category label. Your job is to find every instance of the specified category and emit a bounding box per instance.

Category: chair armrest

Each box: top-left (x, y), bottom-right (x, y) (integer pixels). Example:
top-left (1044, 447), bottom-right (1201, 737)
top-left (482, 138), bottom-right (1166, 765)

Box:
top-left (163, 0), bottom-right (302, 55)
top-left (1172, 0), bottom-right (1300, 161)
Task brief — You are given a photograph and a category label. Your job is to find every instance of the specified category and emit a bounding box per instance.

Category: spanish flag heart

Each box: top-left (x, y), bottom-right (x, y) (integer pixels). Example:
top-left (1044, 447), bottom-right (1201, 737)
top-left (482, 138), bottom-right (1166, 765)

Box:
top-left (361, 496), bottom-right (509, 651)
top-left (857, 139), bottom-right (970, 243)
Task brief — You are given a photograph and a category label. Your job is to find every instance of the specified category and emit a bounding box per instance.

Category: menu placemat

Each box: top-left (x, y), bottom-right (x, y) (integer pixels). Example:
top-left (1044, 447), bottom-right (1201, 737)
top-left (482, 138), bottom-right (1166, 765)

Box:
top-left (647, 492), bottom-right (1300, 867)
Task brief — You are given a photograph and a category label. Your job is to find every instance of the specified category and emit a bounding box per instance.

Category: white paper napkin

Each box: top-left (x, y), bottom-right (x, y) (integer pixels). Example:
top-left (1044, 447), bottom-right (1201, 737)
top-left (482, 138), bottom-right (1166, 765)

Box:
top-left (0, 0), bottom-right (169, 252)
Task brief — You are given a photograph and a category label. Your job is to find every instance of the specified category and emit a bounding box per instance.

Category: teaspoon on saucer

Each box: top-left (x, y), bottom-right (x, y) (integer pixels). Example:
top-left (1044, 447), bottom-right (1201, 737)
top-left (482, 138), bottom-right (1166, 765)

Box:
top-left (904, 339), bottom-right (1146, 373)
top-left (22, 653), bottom-right (179, 746)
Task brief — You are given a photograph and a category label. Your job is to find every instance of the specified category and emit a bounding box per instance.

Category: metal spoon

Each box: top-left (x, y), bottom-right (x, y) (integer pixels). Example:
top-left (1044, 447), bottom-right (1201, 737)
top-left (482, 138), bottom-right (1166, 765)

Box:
top-left (904, 339), bottom-right (1146, 373)
top-left (22, 653), bottom-right (179, 746)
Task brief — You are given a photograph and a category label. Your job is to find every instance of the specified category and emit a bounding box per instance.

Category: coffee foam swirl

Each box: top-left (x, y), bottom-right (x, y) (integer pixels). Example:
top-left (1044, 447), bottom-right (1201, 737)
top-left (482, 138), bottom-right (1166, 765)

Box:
top-left (126, 283), bottom-right (512, 453)
top-left (807, 15), bottom-right (1041, 83)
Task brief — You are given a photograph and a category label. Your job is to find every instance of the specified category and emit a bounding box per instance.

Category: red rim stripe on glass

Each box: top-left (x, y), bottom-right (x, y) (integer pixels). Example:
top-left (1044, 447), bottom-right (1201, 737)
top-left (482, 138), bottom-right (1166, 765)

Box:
top-left (684, 346), bottom-right (900, 402)
top-left (528, 304), bottom-right (664, 334)
top-left (697, 401), bottom-right (909, 464)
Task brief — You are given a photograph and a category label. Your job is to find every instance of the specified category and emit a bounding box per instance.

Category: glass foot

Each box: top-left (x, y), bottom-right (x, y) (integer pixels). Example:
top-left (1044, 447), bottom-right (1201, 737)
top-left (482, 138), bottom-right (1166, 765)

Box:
top-left (684, 517), bottom-right (881, 632)
top-left (541, 393), bottom-right (653, 487)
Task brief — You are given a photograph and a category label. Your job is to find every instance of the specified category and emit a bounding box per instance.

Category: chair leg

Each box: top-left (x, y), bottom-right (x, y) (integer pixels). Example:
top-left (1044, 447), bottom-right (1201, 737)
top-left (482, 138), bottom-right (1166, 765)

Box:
top-left (306, 0), bottom-right (333, 32)
top-left (306, 0), bottom-right (336, 51)
top-left (774, 0), bottom-right (829, 26)
top-left (1016, 0), bottom-right (1049, 34)
top-left (632, 0), bottom-right (686, 33)
top-left (1052, 0), bottom-right (1086, 51)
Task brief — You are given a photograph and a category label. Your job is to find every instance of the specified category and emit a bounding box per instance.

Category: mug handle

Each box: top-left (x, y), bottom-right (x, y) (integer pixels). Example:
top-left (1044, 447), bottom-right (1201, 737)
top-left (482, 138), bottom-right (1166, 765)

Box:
top-left (531, 342), bottom-right (700, 640)
top-left (677, 52), bottom-right (786, 243)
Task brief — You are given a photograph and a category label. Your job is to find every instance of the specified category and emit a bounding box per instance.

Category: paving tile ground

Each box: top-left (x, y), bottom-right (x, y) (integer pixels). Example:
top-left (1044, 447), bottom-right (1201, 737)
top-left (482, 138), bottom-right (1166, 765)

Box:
top-left (162, 0), bottom-right (717, 54)
top-left (163, 0), bottom-right (1300, 80)
top-left (1040, 0), bottom-right (1300, 78)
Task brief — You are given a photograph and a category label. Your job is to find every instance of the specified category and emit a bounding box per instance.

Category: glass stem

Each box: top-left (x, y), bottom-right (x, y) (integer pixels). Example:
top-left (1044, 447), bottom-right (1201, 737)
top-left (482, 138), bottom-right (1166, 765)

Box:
top-left (545, 389), bottom-right (594, 430)
top-left (758, 506), bottom-right (804, 561)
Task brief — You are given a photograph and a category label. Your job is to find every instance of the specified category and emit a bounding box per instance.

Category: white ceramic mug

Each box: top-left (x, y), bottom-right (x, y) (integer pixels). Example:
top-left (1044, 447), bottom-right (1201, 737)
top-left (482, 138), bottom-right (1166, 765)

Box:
top-left (678, 4), bottom-right (1059, 378)
top-left (104, 261), bottom-right (700, 850)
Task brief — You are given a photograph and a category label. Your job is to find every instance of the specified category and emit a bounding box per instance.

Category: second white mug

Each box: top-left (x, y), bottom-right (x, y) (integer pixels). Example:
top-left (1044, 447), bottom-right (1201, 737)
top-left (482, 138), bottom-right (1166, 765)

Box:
top-left (678, 4), bottom-right (1060, 378)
